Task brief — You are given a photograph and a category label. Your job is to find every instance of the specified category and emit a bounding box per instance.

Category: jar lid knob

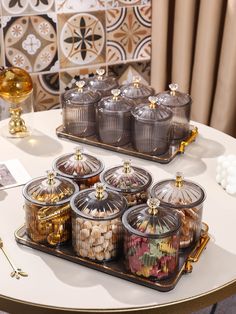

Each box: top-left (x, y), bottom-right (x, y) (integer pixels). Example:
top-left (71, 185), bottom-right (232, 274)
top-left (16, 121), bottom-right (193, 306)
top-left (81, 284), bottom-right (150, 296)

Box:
top-left (94, 182), bottom-right (105, 200)
top-left (169, 83), bottom-right (178, 96)
top-left (175, 171), bottom-right (184, 187)
top-left (148, 96), bottom-right (158, 109)
top-left (147, 198), bottom-right (160, 215)
top-left (111, 88), bottom-right (120, 100)
top-left (46, 170), bottom-right (56, 185)
top-left (96, 68), bottom-right (105, 80)
top-left (74, 146), bottom-right (83, 160)
top-left (123, 160), bottom-right (131, 173)
top-left (76, 80), bottom-right (85, 92)
top-left (133, 76), bottom-right (141, 88)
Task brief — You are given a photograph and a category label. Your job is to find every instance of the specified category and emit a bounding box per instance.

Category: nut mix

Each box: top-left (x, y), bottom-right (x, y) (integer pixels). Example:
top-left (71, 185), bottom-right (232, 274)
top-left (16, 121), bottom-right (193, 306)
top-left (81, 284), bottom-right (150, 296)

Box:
top-left (71, 183), bottom-right (127, 262)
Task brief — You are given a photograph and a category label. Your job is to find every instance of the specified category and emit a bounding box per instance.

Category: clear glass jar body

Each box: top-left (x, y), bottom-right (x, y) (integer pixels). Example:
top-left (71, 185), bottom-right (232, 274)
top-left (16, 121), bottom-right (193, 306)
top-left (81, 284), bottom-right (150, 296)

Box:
top-left (124, 230), bottom-right (180, 280)
top-left (122, 203), bottom-right (181, 281)
top-left (150, 177), bottom-right (205, 249)
top-left (167, 104), bottom-right (190, 140)
top-left (25, 200), bottom-right (72, 246)
top-left (62, 101), bottom-right (96, 137)
top-left (132, 118), bottom-right (172, 155)
top-left (72, 213), bottom-right (123, 261)
top-left (96, 110), bottom-right (131, 146)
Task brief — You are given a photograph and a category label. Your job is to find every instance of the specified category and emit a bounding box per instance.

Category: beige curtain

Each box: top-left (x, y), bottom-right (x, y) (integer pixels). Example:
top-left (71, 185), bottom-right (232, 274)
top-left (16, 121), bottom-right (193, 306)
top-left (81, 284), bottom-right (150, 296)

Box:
top-left (151, 0), bottom-right (236, 138)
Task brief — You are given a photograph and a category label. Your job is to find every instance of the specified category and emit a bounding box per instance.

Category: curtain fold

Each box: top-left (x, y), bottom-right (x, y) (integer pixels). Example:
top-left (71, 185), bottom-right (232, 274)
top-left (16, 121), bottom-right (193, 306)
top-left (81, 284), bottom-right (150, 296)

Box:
top-left (151, 0), bottom-right (236, 137)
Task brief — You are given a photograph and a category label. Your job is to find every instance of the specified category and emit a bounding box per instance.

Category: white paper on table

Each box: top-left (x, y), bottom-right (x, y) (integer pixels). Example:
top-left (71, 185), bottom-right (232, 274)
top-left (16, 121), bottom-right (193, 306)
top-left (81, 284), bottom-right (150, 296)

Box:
top-left (0, 159), bottom-right (31, 190)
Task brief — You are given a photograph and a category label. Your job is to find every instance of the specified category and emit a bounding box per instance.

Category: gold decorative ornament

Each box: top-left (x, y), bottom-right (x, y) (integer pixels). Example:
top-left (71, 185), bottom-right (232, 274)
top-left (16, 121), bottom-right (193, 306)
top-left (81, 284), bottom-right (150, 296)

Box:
top-left (0, 66), bottom-right (33, 137)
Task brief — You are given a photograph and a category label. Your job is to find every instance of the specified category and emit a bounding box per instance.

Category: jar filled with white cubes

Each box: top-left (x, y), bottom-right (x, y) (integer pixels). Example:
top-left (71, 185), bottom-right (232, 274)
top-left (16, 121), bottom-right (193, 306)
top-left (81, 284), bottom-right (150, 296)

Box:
top-left (70, 183), bottom-right (127, 262)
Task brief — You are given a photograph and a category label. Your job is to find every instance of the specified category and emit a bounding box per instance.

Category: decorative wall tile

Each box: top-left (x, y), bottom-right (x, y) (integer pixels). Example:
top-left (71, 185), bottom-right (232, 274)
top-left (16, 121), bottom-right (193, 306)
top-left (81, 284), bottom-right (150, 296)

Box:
top-left (3, 14), bottom-right (58, 72)
top-left (1, 0), bottom-right (55, 16)
top-left (106, 5), bottom-right (151, 64)
top-left (0, 1), bottom-right (152, 118)
top-left (59, 66), bottom-right (106, 91)
top-left (58, 12), bottom-right (106, 69)
top-left (108, 60), bottom-right (151, 85)
top-left (106, 0), bottom-right (150, 9)
top-left (31, 72), bottom-right (60, 111)
top-left (56, 0), bottom-right (105, 13)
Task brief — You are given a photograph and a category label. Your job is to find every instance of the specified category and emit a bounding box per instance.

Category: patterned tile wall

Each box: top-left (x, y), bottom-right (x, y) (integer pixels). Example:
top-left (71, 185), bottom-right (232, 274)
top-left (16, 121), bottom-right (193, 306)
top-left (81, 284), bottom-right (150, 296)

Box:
top-left (0, 0), bottom-right (152, 114)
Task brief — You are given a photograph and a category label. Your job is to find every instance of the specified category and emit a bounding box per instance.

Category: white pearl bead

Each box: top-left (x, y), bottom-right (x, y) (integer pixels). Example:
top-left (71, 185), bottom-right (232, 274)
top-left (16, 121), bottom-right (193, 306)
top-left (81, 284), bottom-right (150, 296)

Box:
top-left (226, 185), bottom-right (236, 195)
top-left (221, 179), bottom-right (227, 189)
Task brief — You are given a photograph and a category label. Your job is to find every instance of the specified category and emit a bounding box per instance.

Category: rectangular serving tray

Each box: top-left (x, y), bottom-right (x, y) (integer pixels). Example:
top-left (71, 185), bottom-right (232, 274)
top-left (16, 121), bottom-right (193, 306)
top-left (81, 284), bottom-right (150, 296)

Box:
top-left (56, 125), bottom-right (198, 164)
top-left (15, 224), bottom-right (209, 292)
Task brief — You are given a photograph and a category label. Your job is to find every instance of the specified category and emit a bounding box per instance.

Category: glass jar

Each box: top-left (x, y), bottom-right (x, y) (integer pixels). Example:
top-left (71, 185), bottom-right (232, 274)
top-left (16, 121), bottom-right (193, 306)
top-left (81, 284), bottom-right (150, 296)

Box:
top-left (52, 146), bottom-right (104, 190)
top-left (96, 89), bottom-right (134, 146)
top-left (86, 69), bottom-right (119, 97)
top-left (122, 198), bottom-right (181, 281)
top-left (155, 83), bottom-right (192, 140)
top-left (131, 96), bottom-right (173, 155)
top-left (70, 183), bottom-right (127, 261)
top-left (120, 76), bottom-right (155, 105)
top-left (150, 172), bottom-right (206, 248)
top-left (61, 80), bottom-right (101, 137)
top-left (23, 171), bottom-right (78, 246)
top-left (100, 160), bottom-right (152, 207)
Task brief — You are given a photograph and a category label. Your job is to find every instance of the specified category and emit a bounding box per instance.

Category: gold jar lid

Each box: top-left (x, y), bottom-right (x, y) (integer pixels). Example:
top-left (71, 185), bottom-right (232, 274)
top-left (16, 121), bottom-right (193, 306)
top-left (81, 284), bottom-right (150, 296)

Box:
top-left (23, 170), bottom-right (78, 206)
top-left (122, 198), bottom-right (181, 238)
top-left (53, 146), bottom-right (104, 179)
top-left (150, 172), bottom-right (206, 208)
top-left (70, 183), bottom-right (127, 220)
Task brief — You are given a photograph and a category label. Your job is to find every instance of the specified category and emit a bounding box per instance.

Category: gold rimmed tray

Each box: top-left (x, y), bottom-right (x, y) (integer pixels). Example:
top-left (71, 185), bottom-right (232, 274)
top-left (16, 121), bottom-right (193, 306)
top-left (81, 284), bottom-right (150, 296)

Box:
top-left (56, 125), bottom-right (198, 164)
top-left (15, 223), bottom-right (209, 292)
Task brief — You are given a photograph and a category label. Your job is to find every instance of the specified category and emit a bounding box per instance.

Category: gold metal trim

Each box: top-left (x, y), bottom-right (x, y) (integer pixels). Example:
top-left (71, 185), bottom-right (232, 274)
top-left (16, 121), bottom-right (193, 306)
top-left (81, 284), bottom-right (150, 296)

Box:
top-left (178, 127), bottom-right (198, 153)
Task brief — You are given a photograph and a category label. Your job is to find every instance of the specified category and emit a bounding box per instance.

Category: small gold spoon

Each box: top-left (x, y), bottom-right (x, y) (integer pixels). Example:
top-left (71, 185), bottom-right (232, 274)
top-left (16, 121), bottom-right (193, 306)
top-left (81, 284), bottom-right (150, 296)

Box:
top-left (0, 237), bottom-right (28, 279)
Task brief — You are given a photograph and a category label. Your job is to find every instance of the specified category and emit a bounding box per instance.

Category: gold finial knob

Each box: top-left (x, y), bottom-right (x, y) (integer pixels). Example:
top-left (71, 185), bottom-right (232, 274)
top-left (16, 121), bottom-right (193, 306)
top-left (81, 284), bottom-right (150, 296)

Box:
top-left (148, 96), bottom-right (158, 109)
top-left (96, 69), bottom-right (105, 80)
top-left (175, 171), bottom-right (184, 187)
top-left (94, 183), bottom-right (105, 200)
top-left (76, 80), bottom-right (85, 92)
top-left (74, 146), bottom-right (83, 160)
top-left (169, 83), bottom-right (178, 96)
top-left (123, 160), bottom-right (131, 173)
top-left (133, 76), bottom-right (141, 88)
top-left (111, 88), bottom-right (120, 100)
top-left (46, 170), bottom-right (56, 185)
top-left (147, 198), bottom-right (160, 215)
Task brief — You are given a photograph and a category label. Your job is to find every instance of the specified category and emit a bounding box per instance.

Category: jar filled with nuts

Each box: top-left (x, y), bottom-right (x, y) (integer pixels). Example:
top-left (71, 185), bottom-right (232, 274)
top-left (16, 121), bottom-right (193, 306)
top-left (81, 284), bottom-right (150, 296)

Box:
top-left (53, 146), bottom-right (104, 190)
top-left (150, 172), bottom-right (206, 249)
top-left (23, 170), bottom-right (78, 246)
top-left (70, 183), bottom-right (127, 262)
top-left (122, 198), bottom-right (181, 281)
top-left (100, 160), bottom-right (152, 207)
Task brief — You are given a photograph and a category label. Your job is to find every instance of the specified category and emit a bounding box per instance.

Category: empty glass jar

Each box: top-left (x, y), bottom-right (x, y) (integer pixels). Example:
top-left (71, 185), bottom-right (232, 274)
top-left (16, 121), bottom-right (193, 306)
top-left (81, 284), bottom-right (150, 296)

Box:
top-left (155, 83), bottom-right (192, 140)
top-left (120, 76), bottom-right (155, 105)
top-left (70, 183), bottom-right (127, 261)
top-left (61, 80), bottom-right (101, 137)
top-left (96, 89), bottom-right (134, 146)
top-left (131, 96), bottom-right (173, 155)
top-left (122, 198), bottom-right (181, 281)
top-left (150, 172), bottom-right (206, 249)
top-left (86, 69), bottom-right (119, 97)
top-left (23, 171), bottom-right (78, 246)
top-left (52, 146), bottom-right (104, 190)
top-left (100, 160), bottom-right (152, 207)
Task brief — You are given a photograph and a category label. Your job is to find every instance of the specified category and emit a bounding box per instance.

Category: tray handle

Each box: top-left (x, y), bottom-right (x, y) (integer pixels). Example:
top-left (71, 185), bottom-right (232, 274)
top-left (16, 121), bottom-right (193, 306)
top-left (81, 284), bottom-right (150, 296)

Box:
top-left (184, 223), bottom-right (210, 273)
top-left (179, 126), bottom-right (198, 153)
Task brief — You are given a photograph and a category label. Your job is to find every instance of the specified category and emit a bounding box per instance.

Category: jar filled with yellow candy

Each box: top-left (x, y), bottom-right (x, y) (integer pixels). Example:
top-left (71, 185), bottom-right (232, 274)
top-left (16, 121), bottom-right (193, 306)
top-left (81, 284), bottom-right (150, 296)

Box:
top-left (23, 171), bottom-right (78, 246)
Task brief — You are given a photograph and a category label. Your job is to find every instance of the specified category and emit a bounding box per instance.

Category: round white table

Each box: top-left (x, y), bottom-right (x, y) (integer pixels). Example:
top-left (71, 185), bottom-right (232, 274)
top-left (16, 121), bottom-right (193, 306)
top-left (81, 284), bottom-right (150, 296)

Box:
top-left (0, 110), bottom-right (235, 314)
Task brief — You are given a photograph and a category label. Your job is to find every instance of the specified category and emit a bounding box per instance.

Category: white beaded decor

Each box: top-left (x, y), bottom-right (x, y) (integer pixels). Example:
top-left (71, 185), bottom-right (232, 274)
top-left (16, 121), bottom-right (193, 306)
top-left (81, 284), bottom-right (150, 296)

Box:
top-left (216, 155), bottom-right (236, 195)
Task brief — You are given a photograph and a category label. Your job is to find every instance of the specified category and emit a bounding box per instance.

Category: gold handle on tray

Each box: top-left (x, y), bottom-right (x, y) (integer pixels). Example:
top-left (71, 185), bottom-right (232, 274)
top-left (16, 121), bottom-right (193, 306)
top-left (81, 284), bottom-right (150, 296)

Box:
top-left (184, 223), bottom-right (210, 273)
top-left (179, 126), bottom-right (198, 153)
